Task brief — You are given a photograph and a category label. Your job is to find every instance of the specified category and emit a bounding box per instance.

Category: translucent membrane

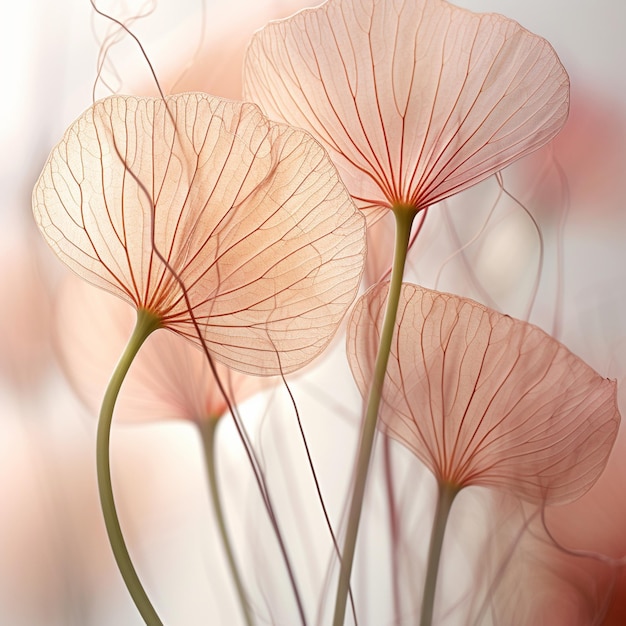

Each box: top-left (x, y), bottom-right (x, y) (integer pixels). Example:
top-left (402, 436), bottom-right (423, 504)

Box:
top-left (33, 93), bottom-right (366, 375)
top-left (347, 282), bottom-right (620, 504)
top-left (245, 0), bottom-right (570, 222)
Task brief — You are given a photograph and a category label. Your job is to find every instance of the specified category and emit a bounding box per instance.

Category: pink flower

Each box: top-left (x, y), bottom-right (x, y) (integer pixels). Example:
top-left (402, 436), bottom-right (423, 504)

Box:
top-left (245, 0), bottom-right (569, 223)
top-left (33, 93), bottom-right (365, 375)
top-left (347, 281), bottom-right (620, 503)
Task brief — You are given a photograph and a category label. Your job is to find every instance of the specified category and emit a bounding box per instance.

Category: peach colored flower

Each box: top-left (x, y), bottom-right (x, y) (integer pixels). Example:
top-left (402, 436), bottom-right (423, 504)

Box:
top-left (33, 92), bottom-right (365, 375)
top-left (244, 0), bottom-right (569, 223)
top-left (54, 275), bottom-right (265, 424)
top-left (347, 282), bottom-right (620, 503)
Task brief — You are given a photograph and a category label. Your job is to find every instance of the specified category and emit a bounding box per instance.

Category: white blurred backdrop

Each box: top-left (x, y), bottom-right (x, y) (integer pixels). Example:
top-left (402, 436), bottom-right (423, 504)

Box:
top-left (1, 1), bottom-right (625, 625)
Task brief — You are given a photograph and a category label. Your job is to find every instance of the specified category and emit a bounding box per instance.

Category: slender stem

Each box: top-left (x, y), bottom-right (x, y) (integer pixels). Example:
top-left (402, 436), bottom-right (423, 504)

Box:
top-left (97, 308), bottom-right (163, 626)
top-left (333, 208), bottom-right (416, 626)
top-left (199, 418), bottom-right (254, 626)
top-left (419, 482), bottom-right (459, 626)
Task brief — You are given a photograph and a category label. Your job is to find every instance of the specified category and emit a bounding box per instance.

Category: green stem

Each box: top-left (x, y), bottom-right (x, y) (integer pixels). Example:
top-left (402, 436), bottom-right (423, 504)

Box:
top-left (333, 209), bottom-right (416, 626)
top-left (419, 482), bottom-right (459, 626)
top-left (199, 418), bottom-right (254, 626)
top-left (97, 308), bottom-right (163, 625)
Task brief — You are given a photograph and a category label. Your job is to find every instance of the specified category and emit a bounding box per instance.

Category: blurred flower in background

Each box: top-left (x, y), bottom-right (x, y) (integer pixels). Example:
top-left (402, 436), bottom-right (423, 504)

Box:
top-left (54, 275), bottom-right (269, 425)
top-left (487, 426), bottom-right (626, 626)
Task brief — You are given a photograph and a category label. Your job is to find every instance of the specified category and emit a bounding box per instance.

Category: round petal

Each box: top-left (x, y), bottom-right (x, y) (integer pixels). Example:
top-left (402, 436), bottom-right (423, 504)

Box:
top-left (244, 0), bottom-right (569, 221)
top-left (347, 282), bottom-right (620, 504)
top-left (33, 93), bottom-right (366, 375)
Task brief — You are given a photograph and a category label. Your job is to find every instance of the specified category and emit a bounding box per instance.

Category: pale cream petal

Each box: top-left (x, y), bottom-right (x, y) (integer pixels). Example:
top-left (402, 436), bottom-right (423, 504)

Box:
top-left (347, 282), bottom-right (620, 504)
top-left (245, 0), bottom-right (569, 219)
top-left (33, 93), bottom-right (366, 375)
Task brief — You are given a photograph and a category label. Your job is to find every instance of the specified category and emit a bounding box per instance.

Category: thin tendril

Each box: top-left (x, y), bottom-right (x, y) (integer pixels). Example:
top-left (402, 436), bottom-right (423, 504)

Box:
top-left (90, 0), bottom-right (168, 104)
top-left (278, 372), bottom-right (358, 625)
top-left (434, 183), bottom-right (502, 310)
top-left (495, 172), bottom-right (544, 322)
top-left (540, 503), bottom-right (626, 567)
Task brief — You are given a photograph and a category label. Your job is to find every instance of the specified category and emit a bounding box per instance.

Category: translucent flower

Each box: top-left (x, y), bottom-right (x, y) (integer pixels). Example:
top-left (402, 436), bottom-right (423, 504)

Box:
top-left (33, 92), bottom-right (366, 375)
top-left (244, 0), bottom-right (570, 223)
top-left (347, 282), bottom-right (620, 503)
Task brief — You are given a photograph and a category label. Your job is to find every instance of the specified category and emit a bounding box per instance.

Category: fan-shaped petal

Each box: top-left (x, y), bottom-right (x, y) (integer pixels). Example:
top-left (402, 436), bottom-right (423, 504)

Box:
top-left (33, 93), bottom-right (366, 375)
top-left (347, 282), bottom-right (620, 504)
top-left (244, 0), bottom-right (569, 221)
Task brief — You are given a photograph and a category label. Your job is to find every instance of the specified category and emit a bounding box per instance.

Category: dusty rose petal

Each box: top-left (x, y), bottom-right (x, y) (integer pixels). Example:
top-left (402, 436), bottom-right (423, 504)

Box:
top-left (55, 274), bottom-right (268, 423)
top-left (244, 0), bottom-right (569, 222)
top-left (33, 93), bottom-right (365, 375)
top-left (347, 282), bottom-right (620, 504)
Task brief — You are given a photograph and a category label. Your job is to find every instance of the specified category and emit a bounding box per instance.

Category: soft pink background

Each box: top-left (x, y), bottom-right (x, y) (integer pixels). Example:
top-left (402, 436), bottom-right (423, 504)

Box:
top-left (1, 1), bottom-right (625, 624)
